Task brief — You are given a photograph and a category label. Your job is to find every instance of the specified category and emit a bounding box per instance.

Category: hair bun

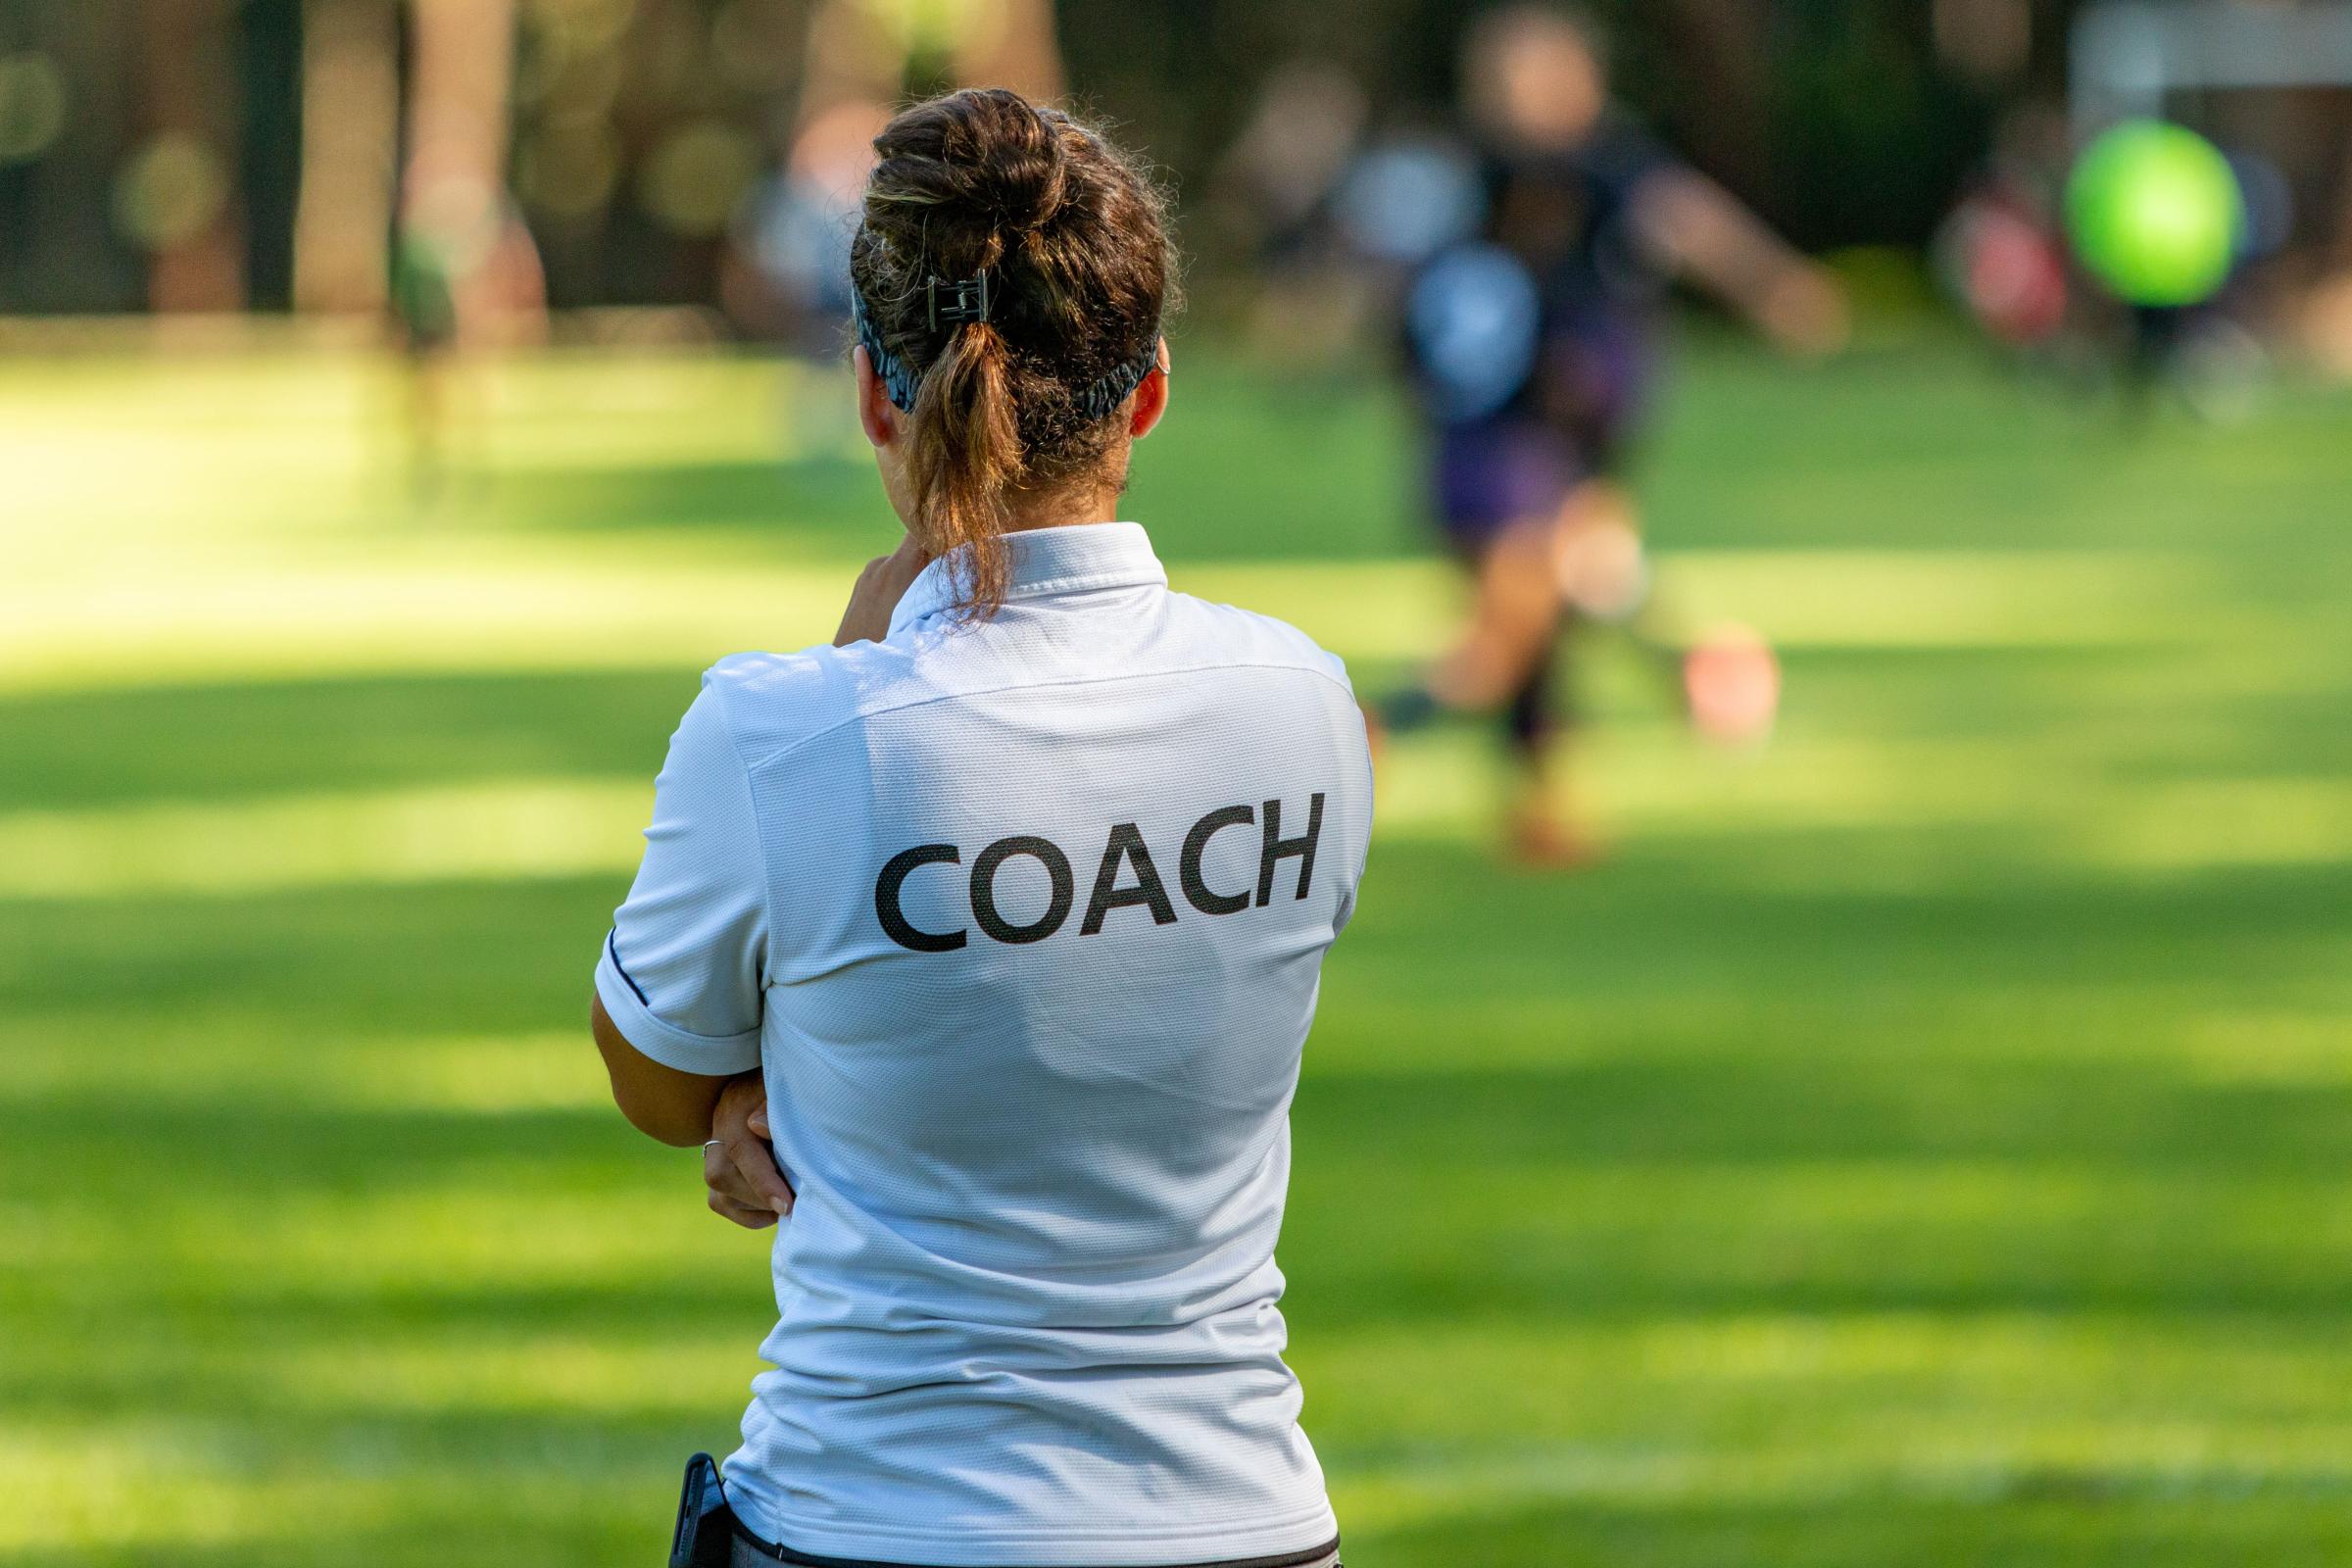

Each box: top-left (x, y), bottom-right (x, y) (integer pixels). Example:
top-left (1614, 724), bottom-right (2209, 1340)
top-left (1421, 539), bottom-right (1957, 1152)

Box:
top-left (956, 89), bottom-right (1070, 234)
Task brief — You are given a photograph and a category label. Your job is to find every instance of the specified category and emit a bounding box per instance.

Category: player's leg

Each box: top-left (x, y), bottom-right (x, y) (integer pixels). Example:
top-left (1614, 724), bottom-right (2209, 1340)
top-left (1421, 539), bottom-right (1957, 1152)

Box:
top-left (1500, 617), bottom-right (1601, 868)
top-left (1390, 465), bottom-right (1648, 717)
top-left (1559, 480), bottom-right (1690, 699)
top-left (1561, 476), bottom-right (1783, 746)
top-left (1430, 505), bottom-right (1569, 711)
top-left (1374, 472), bottom-right (1607, 865)
top-left (1378, 419), bottom-right (1578, 730)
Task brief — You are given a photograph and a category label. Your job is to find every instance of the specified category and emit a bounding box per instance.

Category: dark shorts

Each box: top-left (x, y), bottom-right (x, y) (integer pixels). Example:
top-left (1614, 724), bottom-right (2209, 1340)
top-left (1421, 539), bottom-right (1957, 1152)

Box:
top-left (1430, 320), bottom-right (1654, 550)
top-left (1432, 419), bottom-right (1589, 549)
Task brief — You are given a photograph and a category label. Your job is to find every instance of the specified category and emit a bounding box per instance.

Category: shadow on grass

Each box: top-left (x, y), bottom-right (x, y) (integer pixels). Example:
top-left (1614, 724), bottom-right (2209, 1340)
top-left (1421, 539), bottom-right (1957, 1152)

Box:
top-left (1351, 1491), bottom-right (2352, 1568)
top-left (0, 670), bottom-right (703, 813)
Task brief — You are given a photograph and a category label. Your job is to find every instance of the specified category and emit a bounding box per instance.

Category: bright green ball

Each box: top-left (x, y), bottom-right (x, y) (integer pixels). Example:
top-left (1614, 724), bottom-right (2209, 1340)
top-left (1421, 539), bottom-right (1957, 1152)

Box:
top-left (2065, 120), bottom-right (2244, 307)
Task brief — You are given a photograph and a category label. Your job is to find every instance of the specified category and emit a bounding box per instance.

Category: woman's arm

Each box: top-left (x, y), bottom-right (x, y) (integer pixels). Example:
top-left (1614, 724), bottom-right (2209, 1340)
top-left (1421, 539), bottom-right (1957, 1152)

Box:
top-left (595, 995), bottom-right (793, 1224)
top-left (591, 992), bottom-right (739, 1147)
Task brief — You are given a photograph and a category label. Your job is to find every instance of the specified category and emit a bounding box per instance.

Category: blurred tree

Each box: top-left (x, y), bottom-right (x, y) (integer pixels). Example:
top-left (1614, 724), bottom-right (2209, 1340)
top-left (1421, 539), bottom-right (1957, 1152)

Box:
top-left (1771, 0), bottom-right (1988, 249)
top-left (237, 0), bottom-right (304, 310)
top-left (292, 0), bottom-right (398, 315)
top-left (1649, 0), bottom-right (1777, 204)
top-left (130, 0), bottom-right (243, 311)
top-left (0, 0), bottom-right (142, 312)
top-left (0, 0), bottom-right (2112, 317)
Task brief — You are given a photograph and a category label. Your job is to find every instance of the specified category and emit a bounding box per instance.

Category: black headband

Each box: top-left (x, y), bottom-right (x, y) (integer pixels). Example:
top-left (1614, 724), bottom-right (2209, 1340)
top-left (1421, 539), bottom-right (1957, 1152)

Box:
top-left (851, 272), bottom-right (1159, 420)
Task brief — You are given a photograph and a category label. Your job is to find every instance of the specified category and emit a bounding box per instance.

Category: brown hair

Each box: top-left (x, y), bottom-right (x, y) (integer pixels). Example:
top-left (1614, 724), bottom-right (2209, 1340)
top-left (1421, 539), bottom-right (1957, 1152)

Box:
top-left (851, 88), bottom-right (1175, 617)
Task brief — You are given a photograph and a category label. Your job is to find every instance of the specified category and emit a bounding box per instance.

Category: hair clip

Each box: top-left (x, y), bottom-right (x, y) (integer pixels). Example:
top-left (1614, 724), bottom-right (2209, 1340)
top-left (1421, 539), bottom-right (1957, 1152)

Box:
top-left (926, 272), bottom-right (992, 331)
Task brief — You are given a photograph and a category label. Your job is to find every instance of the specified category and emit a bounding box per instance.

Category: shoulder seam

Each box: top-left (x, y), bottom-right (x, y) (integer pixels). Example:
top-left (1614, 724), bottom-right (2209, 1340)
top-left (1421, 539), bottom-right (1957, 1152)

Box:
top-left (740, 658), bottom-right (1358, 775)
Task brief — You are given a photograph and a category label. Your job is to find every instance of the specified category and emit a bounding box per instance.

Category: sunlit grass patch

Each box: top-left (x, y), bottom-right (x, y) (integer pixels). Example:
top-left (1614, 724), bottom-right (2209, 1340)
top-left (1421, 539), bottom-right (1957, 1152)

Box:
top-left (0, 1017), bottom-right (602, 1113)
top-left (2079, 776), bottom-right (2352, 872)
top-left (0, 779), bottom-right (651, 899)
top-left (2180, 1011), bottom-right (2352, 1087)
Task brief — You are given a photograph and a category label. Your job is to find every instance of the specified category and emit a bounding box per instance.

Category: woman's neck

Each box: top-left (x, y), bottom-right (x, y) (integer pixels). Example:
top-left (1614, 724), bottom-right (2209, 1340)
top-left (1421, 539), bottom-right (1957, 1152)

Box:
top-left (1000, 480), bottom-right (1122, 534)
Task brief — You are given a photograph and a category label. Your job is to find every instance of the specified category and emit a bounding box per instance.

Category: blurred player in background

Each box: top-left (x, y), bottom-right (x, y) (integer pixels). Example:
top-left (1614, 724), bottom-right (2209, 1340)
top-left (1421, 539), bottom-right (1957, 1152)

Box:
top-left (717, 0), bottom-right (1069, 460)
top-left (1207, 59), bottom-right (1373, 370)
top-left (389, 190), bottom-right (545, 493)
top-left (387, 0), bottom-right (545, 496)
top-left (2064, 118), bottom-right (2262, 422)
top-left (1935, 103), bottom-right (2073, 362)
top-left (724, 0), bottom-right (1066, 348)
top-left (1373, 6), bottom-right (1845, 866)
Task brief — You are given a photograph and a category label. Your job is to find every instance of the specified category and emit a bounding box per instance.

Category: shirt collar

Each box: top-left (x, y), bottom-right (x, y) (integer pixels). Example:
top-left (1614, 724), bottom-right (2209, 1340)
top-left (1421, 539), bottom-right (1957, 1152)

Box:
top-left (888, 522), bottom-right (1168, 635)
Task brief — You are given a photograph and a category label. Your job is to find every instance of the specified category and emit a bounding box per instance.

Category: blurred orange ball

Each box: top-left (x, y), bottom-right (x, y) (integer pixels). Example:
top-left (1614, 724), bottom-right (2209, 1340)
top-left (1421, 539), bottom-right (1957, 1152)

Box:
top-left (1684, 624), bottom-right (1781, 745)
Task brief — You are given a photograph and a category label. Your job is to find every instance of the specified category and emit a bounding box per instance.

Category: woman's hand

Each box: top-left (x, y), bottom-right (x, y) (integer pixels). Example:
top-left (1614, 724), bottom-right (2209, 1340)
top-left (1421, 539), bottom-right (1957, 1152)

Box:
top-left (705, 1073), bottom-right (796, 1229)
top-left (834, 535), bottom-right (932, 647)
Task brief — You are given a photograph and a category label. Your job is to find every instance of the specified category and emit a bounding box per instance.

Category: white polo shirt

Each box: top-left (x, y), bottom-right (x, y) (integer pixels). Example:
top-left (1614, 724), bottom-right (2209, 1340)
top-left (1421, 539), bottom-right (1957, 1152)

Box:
top-left (595, 522), bottom-right (1372, 1566)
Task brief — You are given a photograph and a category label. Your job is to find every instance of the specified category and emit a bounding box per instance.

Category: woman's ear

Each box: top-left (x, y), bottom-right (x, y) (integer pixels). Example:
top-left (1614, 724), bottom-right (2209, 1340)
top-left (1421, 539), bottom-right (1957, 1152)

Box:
top-left (1128, 338), bottom-right (1172, 440)
top-left (855, 346), bottom-right (899, 449)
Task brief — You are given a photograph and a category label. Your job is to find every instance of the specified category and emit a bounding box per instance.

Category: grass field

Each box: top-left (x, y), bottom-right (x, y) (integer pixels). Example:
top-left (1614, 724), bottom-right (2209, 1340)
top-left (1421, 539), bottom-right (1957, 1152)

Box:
top-left (4, 336), bottom-right (2352, 1567)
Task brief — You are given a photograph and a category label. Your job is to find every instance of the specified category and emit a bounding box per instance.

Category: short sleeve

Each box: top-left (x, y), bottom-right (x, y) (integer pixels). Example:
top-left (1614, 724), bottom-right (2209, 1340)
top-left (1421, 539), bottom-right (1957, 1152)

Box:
top-left (594, 679), bottom-right (767, 1075)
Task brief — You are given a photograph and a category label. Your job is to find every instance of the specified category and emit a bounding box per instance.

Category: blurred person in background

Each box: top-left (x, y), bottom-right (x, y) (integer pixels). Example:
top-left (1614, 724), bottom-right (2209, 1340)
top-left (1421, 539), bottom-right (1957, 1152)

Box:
top-left (389, 189), bottom-right (545, 490)
top-left (592, 89), bottom-right (1369, 1568)
top-left (1935, 102), bottom-right (2074, 364)
top-left (722, 0), bottom-right (1065, 346)
top-left (725, 99), bottom-right (887, 351)
top-left (1206, 59), bottom-right (1373, 369)
top-left (1939, 103), bottom-right (2274, 420)
top-left (2061, 117), bottom-right (2265, 423)
top-left (389, 0), bottom-right (545, 494)
top-left (1372, 4), bottom-right (1845, 866)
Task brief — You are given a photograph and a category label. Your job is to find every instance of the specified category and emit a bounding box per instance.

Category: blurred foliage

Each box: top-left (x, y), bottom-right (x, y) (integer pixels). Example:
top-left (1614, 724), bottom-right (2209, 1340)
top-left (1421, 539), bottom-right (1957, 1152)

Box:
top-left (0, 0), bottom-right (2088, 314)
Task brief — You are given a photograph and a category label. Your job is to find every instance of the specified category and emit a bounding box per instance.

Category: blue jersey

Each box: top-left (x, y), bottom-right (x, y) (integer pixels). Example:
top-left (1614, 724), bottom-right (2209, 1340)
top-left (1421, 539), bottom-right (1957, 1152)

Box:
top-left (1406, 117), bottom-right (1676, 431)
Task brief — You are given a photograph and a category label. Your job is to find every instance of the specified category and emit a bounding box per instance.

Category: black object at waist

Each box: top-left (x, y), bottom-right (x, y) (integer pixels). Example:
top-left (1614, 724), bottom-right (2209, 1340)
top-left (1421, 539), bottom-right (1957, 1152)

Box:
top-left (730, 1520), bottom-right (1342, 1568)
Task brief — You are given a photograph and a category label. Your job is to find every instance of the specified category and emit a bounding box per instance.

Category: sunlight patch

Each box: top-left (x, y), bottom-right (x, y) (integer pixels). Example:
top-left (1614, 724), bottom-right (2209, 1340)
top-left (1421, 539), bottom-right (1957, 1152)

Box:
top-left (261, 1332), bottom-right (758, 1418)
top-left (0, 542), bottom-right (2214, 700)
top-left (2181, 1011), bottom-right (2352, 1086)
top-left (0, 778), bottom-right (649, 899)
top-left (0, 1425), bottom-right (402, 1552)
top-left (1665, 548), bottom-right (2209, 650)
top-left (2082, 776), bottom-right (2352, 871)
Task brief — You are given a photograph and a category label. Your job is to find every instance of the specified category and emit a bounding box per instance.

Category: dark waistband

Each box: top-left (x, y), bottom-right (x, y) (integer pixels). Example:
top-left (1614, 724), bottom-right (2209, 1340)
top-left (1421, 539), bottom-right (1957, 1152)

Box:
top-left (729, 1521), bottom-right (1341, 1568)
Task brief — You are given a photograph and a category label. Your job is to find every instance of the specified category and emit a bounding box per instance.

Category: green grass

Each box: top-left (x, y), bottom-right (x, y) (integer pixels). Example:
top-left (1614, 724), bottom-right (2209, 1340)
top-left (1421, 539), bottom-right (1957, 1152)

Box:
top-left (4, 336), bottom-right (2351, 1566)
